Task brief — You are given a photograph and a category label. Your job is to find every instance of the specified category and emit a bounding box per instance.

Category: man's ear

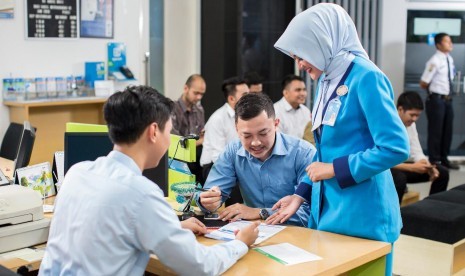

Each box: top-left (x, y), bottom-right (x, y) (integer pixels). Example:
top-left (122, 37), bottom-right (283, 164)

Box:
top-left (148, 123), bottom-right (159, 143)
top-left (183, 85), bottom-right (189, 94)
top-left (274, 118), bottom-right (280, 128)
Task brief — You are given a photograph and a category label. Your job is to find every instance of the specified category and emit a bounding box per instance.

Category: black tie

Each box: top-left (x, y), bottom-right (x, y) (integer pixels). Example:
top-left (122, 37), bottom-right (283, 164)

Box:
top-left (447, 56), bottom-right (453, 93)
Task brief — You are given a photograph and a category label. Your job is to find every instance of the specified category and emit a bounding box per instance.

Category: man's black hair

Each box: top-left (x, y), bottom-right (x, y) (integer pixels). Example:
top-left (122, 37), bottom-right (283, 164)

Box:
top-left (243, 71), bottom-right (263, 86)
top-left (235, 92), bottom-right (275, 123)
top-left (281, 74), bottom-right (304, 90)
top-left (104, 85), bottom-right (174, 144)
top-left (434, 33), bottom-right (450, 47)
top-left (397, 91), bottom-right (424, 111)
top-left (222, 76), bottom-right (247, 100)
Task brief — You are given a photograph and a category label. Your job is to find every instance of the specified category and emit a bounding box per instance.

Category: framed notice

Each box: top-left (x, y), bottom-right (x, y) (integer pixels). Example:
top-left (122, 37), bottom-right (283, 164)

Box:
top-left (80, 0), bottom-right (113, 38)
top-left (25, 0), bottom-right (78, 39)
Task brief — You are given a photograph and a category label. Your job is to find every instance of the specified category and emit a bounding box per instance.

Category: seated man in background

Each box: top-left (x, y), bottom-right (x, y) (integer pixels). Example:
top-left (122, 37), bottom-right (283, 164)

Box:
top-left (195, 93), bottom-right (315, 226)
top-left (40, 85), bottom-right (259, 276)
top-left (200, 77), bottom-right (249, 180)
top-left (274, 75), bottom-right (311, 139)
top-left (391, 91), bottom-right (449, 203)
top-left (244, 71), bottom-right (263, 93)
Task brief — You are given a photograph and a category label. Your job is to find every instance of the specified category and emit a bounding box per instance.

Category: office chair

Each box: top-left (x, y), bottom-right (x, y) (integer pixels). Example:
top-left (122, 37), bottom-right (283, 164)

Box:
top-left (0, 122), bottom-right (23, 161)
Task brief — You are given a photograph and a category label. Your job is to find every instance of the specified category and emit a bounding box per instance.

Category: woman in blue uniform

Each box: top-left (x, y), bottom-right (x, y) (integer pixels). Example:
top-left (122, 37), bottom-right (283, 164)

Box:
top-left (266, 4), bottom-right (409, 275)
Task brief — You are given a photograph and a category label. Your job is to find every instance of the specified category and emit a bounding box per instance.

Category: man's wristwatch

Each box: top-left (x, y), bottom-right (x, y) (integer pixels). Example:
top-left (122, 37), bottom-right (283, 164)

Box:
top-left (259, 208), bottom-right (270, 220)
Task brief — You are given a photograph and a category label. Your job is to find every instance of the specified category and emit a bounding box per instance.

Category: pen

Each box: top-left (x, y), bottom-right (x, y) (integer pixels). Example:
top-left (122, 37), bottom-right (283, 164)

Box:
top-left (195, 187), bottom-right (231, 198)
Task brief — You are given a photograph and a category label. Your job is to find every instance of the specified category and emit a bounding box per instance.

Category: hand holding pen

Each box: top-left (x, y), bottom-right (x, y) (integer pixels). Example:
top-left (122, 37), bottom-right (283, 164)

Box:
top-left (198, 186), bottom-right (226, 212)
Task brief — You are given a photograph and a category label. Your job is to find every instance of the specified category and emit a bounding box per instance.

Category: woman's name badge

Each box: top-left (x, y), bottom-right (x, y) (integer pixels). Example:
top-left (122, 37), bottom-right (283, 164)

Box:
top-left (336, 85), bottom-right (349, 96)
top-left (322, 98), bottom-right (341, 127)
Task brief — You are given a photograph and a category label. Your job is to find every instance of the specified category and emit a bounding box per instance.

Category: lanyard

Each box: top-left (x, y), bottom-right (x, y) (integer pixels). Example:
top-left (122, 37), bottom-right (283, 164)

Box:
top-left (314, 61), bottom-right (355, 144)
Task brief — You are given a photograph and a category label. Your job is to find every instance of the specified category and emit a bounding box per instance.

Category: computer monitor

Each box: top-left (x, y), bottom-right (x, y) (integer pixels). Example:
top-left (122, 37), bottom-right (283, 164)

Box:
top-left (64, 132), bottom-right (168, 195)
top-left (14, 121), bottom-right (36, 171)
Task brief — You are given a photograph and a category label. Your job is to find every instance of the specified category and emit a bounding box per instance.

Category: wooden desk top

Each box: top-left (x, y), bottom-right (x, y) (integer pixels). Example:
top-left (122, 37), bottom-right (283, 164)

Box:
top-left (147, 225), bottom-right (391, 276)
top-left (0, 157), bottom-right (14, 180)
top-left (3, 97), bottom-right (107, 108)
top-left (0, 197), bottom-right (390, 275)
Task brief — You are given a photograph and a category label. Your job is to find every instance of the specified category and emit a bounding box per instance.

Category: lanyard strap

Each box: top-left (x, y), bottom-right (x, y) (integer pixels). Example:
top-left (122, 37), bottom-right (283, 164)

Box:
top-left (315, 61), bottom-right (355, 142)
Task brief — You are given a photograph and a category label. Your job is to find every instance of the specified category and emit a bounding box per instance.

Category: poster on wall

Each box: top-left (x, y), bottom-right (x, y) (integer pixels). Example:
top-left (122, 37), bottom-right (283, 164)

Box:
top-left (0, 0), bottom-right (14, 19)
top-left (25, 0), bottom-right (78, 38)
top-left (80, 0), bottom-right (113, 38)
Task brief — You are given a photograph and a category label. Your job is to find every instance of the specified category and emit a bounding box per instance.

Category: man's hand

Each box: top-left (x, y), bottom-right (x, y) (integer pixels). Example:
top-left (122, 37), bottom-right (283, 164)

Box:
top-left (306, 162), bottom-right (335, 182)
top-left (199, 186), bottom-right (222, 212)
top-left (180, 217), bottom-right (207, 235)
top-left (266, 195), bottom-right (304, 225)
top-left (409, 161), bottom-right (432, 174)
top-left (235, 221), bottom-right (260, 247)
top-left (219, 203), bottom-right (260, 222)
top-left (428, 166), bottom-right (439, 181)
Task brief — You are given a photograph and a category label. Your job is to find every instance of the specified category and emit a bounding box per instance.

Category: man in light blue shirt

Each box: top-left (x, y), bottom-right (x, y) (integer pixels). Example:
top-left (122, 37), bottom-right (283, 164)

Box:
top-left (196, 93), bottom-right (315, 226)
top-left (39, 85), bottom-right (259, 276)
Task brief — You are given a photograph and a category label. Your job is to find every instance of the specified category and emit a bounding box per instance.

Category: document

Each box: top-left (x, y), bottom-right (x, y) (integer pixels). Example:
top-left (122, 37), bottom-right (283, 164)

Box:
top-left (205, 221), bottom-right (286, 244)
top-left (253, 243), bottom-right (322, 266)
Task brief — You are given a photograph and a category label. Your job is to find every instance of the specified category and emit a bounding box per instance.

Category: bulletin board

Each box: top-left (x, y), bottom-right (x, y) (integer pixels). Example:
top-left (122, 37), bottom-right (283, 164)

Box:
top-left (25, 0), bottom-right (78, 39)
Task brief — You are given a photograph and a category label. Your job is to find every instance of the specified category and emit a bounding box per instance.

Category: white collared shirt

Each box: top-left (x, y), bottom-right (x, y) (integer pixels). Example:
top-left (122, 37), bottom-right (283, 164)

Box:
top-left (200, 103), bottom-right (238, 166)
top-left (274, 97), bottom-right (311, 139)
top-left (40, 151), bottom-right (247, 276)
top-left (421, 50), bottom-right (454, 95)
top-left (406, 122), bottom-right (427, 163)
top-left (312, 53), bottom-right (355, 131)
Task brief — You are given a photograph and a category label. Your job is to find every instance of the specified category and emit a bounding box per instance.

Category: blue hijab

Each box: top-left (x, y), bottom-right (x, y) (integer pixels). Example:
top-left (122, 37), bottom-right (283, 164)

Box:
top-left (274, 3), bottom-right (369, 79)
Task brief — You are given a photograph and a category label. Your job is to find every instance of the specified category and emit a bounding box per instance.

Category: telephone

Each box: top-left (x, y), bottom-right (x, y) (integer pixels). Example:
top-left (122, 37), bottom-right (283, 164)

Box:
top-left (119, 66), bottom-right (135, 79)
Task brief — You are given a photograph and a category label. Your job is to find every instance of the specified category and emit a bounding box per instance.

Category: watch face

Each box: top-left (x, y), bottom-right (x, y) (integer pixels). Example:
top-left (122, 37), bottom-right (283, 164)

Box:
top-left (260, 209), bottom-right (269, 220)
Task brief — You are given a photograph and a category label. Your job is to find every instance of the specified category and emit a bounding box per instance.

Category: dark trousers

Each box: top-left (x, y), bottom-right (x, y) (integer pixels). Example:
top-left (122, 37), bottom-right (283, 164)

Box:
top-left (188, 145), bottom-right (205, 184)
top-left (390, 164), bottom-right (449, 203)
top-left (425, 94), bottom-right (454, 163)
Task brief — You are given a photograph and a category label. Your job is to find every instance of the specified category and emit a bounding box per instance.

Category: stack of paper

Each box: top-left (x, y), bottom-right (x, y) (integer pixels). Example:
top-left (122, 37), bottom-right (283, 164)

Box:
top-left (205, 221), bottom-right (286, 244)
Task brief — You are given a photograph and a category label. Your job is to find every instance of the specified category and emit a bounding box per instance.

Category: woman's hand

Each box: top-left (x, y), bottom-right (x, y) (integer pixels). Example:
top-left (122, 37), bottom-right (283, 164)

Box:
top-left (306, 162), bottom-right (335, 182)
top-left (265, 195), bottom-right (304, 225)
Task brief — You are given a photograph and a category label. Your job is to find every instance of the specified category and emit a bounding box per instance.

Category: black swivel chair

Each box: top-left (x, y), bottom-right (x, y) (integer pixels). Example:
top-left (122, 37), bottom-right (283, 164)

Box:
top-left (0, 122), bottom-right (23, 161)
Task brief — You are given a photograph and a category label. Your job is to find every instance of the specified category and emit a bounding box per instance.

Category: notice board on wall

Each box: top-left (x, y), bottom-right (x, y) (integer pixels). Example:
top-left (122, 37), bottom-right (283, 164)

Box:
top-left (26, 0), bottom-right (78, 38)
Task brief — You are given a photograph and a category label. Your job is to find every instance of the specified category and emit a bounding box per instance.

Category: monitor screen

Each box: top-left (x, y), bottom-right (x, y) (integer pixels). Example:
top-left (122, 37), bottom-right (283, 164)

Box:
top-left (64, 132), bottom-right (168, 195)
top-left (14, 121), bottom-right (36, 171)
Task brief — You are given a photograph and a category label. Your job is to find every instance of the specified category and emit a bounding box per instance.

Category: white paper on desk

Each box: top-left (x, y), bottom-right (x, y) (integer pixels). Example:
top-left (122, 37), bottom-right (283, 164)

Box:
top-left (205, 221), bottom-right (286, 244)
top-left (43, 204), bottom-right (54, 213)
top-left (0, 248), bottom-right (35, 260)
top-left (18, 249), bottom-right (45, 262)
top-left (254, 243), bottom-right (322, 266)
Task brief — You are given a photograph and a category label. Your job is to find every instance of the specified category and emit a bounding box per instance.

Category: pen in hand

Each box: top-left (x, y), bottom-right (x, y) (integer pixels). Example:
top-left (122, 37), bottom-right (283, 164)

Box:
top-left (195, 187), bottom-right (231, 198)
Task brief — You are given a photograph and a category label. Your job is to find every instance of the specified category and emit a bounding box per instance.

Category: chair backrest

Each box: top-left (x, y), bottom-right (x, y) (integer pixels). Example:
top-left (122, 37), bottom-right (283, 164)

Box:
top-left (0, 122), bottom-right (23, 161)
top-left (14, 121), bottom-right (36, 170)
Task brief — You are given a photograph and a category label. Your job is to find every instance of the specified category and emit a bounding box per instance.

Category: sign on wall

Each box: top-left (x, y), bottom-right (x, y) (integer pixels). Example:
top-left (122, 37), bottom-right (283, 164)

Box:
top-left (25, 0), bottom-right (78, 39)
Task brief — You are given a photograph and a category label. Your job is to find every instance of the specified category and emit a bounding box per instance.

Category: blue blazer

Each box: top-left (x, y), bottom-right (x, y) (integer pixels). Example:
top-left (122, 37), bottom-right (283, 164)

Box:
top-left (302, 57), bottom-right (409, 243)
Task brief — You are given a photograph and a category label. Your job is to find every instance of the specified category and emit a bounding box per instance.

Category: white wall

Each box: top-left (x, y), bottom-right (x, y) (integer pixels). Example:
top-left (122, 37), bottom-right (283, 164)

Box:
top-left (163, 0), bottom-right (201, 100)
top-left (0, 0), bottom-right (149, 140)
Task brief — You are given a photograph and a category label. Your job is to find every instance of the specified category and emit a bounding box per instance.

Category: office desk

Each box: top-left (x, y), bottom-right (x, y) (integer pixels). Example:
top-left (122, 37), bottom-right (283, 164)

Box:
top-left (147, 226), bottom-right (391, 276)
top-left (0, 196), bottom-right (390, 275)
top-left (0, 157), bottom-right (14, 180)
top-left (4, 98), bottom-right (107, 165)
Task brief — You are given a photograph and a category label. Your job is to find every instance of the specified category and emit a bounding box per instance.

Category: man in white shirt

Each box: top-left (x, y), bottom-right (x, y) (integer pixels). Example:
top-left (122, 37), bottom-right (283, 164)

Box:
top-left (274, 75), bottom-right (311, 138)
top-left (200, 77), bottom-right (249, 179)
top-left (391, 91), bottom-right (449, 203)
top-left (40, 85), bottom-right (259, 276)
top-left (420, 33), bottom-right (458, 170)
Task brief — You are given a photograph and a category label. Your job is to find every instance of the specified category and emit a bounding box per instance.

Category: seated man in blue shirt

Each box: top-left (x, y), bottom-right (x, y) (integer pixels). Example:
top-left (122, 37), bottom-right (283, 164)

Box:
top-left (196, 93), bottom-right (315, 226)
top-left (40, 86), bottom-right (259, 276)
